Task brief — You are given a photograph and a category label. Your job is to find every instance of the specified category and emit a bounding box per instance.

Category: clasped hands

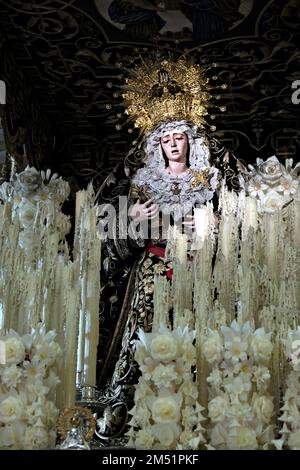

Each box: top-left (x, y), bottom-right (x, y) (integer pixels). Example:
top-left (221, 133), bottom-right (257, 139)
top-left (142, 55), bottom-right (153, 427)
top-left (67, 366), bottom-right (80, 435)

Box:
top-left (129, 199), bottom-right (219, 236)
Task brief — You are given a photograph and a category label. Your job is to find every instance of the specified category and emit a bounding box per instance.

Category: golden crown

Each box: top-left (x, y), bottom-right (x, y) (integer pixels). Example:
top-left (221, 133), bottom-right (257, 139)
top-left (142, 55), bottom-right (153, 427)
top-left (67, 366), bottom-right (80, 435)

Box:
top-left (122, 57), bottom-right (226, 134)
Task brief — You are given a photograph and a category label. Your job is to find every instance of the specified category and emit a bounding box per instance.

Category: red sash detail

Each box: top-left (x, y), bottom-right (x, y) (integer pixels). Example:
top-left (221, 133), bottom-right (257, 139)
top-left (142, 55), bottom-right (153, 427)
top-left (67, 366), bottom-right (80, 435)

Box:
top-left (145, 245), bottom-right (173, 280)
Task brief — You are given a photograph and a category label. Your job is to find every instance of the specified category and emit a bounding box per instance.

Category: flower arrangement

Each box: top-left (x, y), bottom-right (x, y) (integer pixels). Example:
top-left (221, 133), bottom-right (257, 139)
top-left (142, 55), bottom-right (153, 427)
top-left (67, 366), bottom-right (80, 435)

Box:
top-left (239, 156), bottom-right (300, 213)
top-left (0, 325), bottom-right (61, 449)
top-left (274, 328), bottom-right (300, 450)
top-left (203, 320), bottom-right (275, 449)
top-left (0, 166), bottom-right (71, 252)
top-left (126, 324), bottom-right (206, 450)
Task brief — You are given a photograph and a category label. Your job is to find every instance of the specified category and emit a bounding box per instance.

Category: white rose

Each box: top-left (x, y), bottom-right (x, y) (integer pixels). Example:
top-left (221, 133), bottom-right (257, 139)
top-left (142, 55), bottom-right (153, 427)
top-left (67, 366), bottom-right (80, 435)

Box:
top-left (257, 156), bottom-right (284, 184)
top-left (0, 364), bottom-right (23, 388)
top-left (5, 337), bottom-right (26, 365)
top-left (288, 430), bottom-right (300, 450)
top-left (251, 335), bottom-right (273, 363)
top-left (152, 396), bottom-right (181, 423)
top-left (227, 427), bottom-right (258, 450)
top-left (203, 333), bottom-right (223, 364)
top-left (0, 396), bottom-right (23, 424)
top-left (135, 429), bottom-right (154, 449)
top-left (150, 334), bottom-right (178, 362)
top-left (252, 395), bottom-right (274, 424)
top-left (208, 396), bottom-right (228, 423)
top-left (17, 167), bottom-right (42, 193)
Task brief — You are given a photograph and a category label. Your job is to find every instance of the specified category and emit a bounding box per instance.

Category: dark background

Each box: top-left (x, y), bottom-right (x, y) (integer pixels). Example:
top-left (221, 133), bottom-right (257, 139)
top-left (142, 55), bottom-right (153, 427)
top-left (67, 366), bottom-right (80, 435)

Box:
top-left (0, 0), bottom-right (299, 196)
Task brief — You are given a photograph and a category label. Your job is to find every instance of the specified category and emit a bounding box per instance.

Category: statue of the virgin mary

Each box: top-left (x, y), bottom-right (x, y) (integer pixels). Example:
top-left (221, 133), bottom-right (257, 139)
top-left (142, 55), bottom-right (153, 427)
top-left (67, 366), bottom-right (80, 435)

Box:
top-left (95, 56), bottom-right (240, 439)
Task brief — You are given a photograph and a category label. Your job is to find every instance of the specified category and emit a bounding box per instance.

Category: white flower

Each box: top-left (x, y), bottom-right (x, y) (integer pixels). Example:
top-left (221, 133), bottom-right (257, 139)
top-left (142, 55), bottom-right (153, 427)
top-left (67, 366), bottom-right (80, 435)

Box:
top-left (4, 336), bottom-right (26, 365)
top-left (227, 403), bottom-right (252, 423)
top-left (32, 340), bottom-right (61, 367)
top-left (151, 363), bottom-right (177, 388)
top-left (252, 394), bottom-right (274, 424)
top-left (251, 330), bottom-right (273, 363)
top-left (140, 358), bottom-right (157, 381)
top-left (132, 403), bottom-right (151, 428)
top-left (277, 175), bottom-right (299, 196)
top-left (151, 423), bottom-right (181, 448)
top-left (23, 361), bottom-right (44, 381)
top-left (23, 425), bottom-right (49, 449)
top-left (25, 380), bottom-right (49, 401)
top-left (208, 396), bottom-right (228, 423)
top-left (248, 177), bottom-right (268, 198)
top-left (257, 156), bottom-right (284, 184)
top-left (259, 190), bottom-right (284, 213)
top-left (30, 186), bottom-right (51, 204)
top-left (224, 375), bottom-right (252, 401)
top-left (134, 378), bottom-right (153, 402)
top-left (288, 429), bottom-right (300, 450)
top-left (135, 429), bottom-right (154, 449)
top-left (224, 338), bottom-right (248, 363)
top-left (25, 403), bottom-right (44, 425)
top-left (180, 341), bottom-right (196, 364)
top-left (179, 381), bottom-right (198, 403)
top-left (151, 393), bottom-right (182, 424)
top-left (44, 369), bottom-right (60, 391)
top-left (203, 331), bottom-right (223, 364)
top-left (207, 369), bottom-right (222, 387)
top-left (150, 333), bottom-right (178, 362)
top-left (0, 365), bottom-right (23, 388)
top-left (227, 426), bottom-right (258, 450)
top-left (48, 177), bottom-right (70, 204)
top-left (252, 366), bottom-right (271, 391)
top-left (0, 396), bottom-right (24, 424)
top-left (17, 166), bottom-right (42, 193)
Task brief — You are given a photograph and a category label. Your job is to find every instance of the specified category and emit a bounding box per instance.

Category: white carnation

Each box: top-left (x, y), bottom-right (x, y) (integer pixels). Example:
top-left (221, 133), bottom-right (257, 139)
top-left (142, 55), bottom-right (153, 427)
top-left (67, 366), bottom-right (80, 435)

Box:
top-left (150, 333), bottom-right (178, 362)
top-left (151, 395), bottom-right (181, 423)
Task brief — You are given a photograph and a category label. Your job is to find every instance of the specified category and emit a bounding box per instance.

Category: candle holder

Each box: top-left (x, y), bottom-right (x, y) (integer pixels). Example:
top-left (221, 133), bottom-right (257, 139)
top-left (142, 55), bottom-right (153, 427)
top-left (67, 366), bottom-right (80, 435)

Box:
top-left (81, 385), bottom-right (97, 401)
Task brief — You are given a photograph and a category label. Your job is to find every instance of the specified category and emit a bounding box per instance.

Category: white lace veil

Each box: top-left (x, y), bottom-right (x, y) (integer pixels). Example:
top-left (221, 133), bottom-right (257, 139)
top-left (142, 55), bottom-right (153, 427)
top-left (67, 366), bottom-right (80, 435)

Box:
top-left (144, 120), bottom-right (210, 171)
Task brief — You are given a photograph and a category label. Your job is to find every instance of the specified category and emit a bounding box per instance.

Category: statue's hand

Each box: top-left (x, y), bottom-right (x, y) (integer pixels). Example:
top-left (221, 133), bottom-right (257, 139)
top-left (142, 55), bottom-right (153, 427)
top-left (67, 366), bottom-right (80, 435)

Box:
top-left (129, 198), bottom-right (159, 223)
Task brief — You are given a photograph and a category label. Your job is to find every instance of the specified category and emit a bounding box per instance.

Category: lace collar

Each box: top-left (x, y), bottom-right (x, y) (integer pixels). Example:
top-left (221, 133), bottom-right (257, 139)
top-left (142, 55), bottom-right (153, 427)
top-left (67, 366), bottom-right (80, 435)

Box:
top-left (132, 166), bottom-right (218, 220)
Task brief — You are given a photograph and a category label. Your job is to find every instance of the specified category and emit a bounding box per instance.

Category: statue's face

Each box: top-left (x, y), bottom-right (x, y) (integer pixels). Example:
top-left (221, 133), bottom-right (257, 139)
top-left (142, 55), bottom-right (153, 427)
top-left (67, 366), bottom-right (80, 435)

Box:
top-left (160, 132), bottom-right (188, 163)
